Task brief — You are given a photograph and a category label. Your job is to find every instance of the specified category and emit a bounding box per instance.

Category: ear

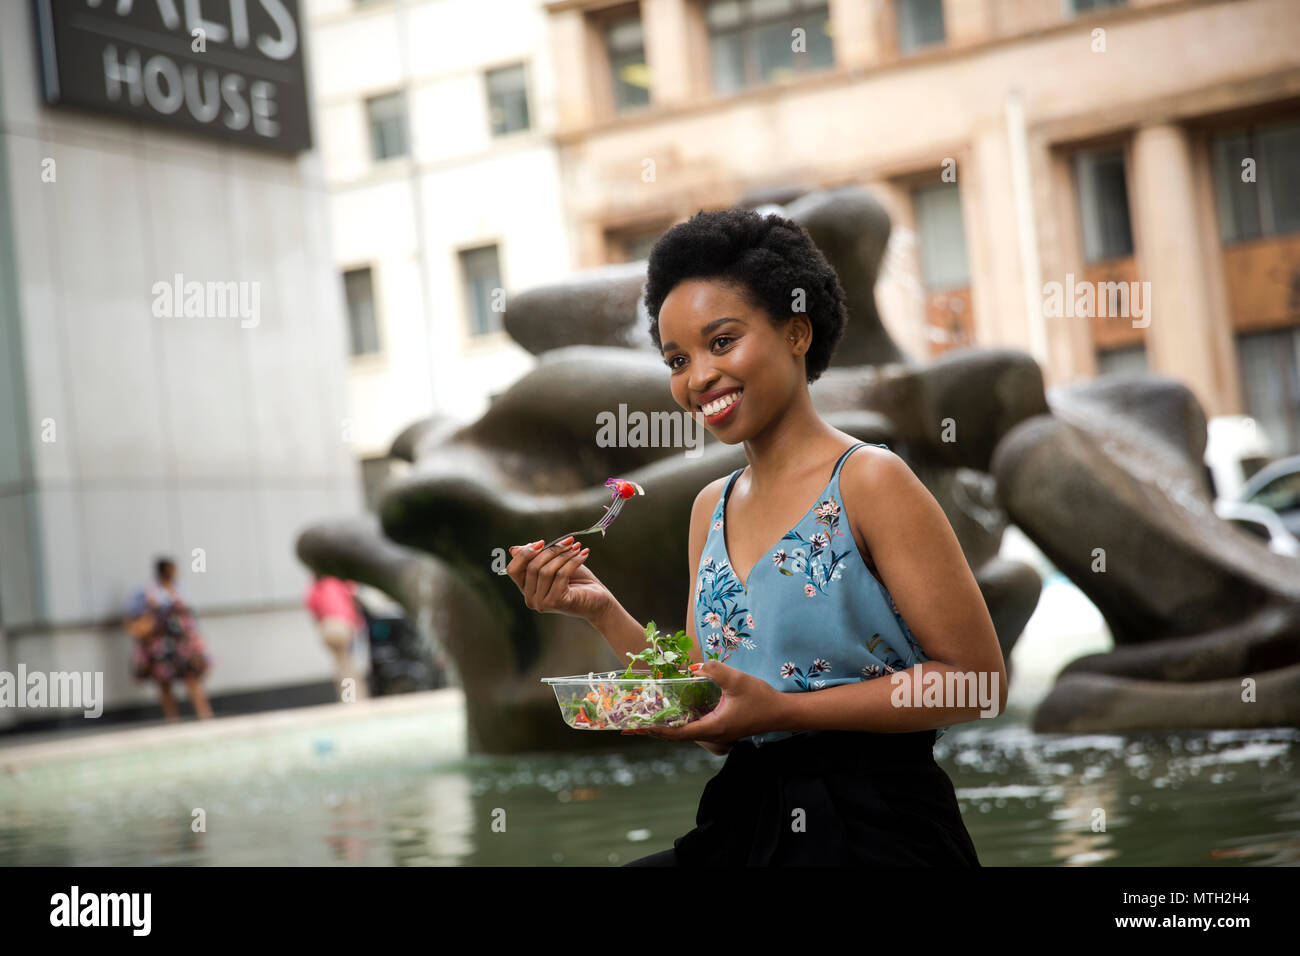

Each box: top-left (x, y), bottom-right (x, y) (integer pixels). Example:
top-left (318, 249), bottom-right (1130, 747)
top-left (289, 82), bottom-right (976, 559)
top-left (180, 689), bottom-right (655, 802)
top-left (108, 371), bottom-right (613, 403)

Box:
top-left (787, 314), bottom-right (812, 353)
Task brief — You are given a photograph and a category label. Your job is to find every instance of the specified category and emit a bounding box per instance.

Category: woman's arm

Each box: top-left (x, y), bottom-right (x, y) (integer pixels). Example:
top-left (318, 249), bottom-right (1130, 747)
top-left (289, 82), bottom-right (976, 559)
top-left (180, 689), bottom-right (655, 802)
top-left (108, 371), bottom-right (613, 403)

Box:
top-left (586, 597), bottom-right (657, 665)
top-left (777, 447), bottom-right (1008, 734)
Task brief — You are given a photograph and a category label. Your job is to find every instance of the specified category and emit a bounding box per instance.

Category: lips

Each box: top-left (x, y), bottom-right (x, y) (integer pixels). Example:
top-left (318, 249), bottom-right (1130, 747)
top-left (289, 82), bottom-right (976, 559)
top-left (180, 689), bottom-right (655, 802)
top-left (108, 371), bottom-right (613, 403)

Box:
top-left (700, 389), bottom-right (743, 424)
top-left (698, 387), bottom-right (742, 414)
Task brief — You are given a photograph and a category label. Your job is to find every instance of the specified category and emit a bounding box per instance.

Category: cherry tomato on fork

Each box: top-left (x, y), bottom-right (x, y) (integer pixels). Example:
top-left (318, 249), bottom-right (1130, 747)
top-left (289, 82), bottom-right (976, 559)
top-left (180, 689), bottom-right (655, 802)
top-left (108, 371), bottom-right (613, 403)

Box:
top-left (609, 479), bottom-right (642, 500)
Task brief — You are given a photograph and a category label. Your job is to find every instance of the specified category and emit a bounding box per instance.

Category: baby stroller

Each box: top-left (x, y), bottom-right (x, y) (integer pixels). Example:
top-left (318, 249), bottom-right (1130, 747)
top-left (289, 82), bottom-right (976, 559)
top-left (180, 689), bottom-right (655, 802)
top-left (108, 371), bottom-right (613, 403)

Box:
top-left (352, 589), bottom-right (443, 696)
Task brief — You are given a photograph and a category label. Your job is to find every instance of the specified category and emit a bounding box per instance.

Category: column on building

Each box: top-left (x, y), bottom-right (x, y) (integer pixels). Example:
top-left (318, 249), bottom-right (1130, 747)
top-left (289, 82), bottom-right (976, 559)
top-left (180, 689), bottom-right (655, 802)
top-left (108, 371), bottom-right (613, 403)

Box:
top-left (828, 0), bottom-right (882, 69)
top-left (941, 0), bottom-right (994, 48)
top-left (550, 7), bottom-right (598, 131)
top-left (1129, 122), bottom-right (1225, 415)
top-left (642, 0), bottom-right (702, 107)
top-left (1044, 146), bottom-right (1101, 384)
top-left (966, 122), bottom-right (1030, 356)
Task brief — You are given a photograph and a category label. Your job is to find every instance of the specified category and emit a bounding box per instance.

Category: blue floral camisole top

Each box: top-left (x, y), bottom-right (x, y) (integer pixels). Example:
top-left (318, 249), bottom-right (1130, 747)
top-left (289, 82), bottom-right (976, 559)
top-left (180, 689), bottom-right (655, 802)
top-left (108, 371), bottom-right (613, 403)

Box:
top-left (693, 441), bottom-right (948, 747)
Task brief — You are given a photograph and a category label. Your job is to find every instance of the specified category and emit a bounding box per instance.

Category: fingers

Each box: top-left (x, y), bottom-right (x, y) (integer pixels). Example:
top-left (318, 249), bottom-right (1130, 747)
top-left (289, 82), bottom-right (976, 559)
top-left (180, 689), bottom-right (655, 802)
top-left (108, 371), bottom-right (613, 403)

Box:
top-left (534, 540), bottom-right (586, 608)
top-left (506, 538), bottom-right (561, 595)
top-left (508, 537), bottom-right (587, 610)
top-left (542, 544), bottom-right (590, 606)
top-left (522, 539), bottom-right (575, 607)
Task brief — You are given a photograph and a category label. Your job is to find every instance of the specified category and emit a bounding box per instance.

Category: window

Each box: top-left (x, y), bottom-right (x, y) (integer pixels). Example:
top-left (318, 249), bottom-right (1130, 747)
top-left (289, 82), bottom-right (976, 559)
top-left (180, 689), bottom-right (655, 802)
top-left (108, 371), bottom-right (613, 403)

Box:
top-left (1237, 327), bottom-right (1300, 457)
top-left (706, 0), bottom-right (834, 95)
top-left (343, 267), bottom-right (380, 357)
top-left (487, 64), bottom-right (530, 136)
top-left (1067, 0), bottom-right (1127, 15)
top-left (896, 0), bottom-right (945, 54)
top-left (913, 182), bottom-right (970, 290)
top-left (913, 182), bottom-right (974, 352)
top-left (606, 225), bottom-right (664, 263)
top-left (1211, 119), bottom-right (1300, 243)
top-left (1096, 345), bottom-right (1148, 377)
top-left (622, 231), bottom-right (660, 262)
top-left (460, 245), bottom-right (504, 336)
top-left (1074, 148), bottom-right (1134, 263)
top-left (360, 457), bottom-right (396, 512)
top-left (1246, 469), bottom-right (1300, 515)
top-left (366, 91), bottom-right (408, 161)
top-left (606, 15), bottom-right (651, 112)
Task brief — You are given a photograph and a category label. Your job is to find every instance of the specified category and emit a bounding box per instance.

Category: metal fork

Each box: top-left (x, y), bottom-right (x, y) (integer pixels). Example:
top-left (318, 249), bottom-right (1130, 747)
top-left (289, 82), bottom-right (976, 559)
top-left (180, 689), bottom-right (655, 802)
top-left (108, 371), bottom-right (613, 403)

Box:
top-left (496, 478), bottom-right (644, 574)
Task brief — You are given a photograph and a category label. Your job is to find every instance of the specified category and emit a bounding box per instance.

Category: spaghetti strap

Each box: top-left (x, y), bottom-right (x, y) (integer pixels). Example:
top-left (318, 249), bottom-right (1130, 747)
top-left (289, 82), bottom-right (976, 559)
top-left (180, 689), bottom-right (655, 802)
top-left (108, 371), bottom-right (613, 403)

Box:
top-left (717, 466), bottom-right (744, 514)
top-left (725, 442), bottom-right (870, 510)
top-left (831, 441), bottom-right (870, 480)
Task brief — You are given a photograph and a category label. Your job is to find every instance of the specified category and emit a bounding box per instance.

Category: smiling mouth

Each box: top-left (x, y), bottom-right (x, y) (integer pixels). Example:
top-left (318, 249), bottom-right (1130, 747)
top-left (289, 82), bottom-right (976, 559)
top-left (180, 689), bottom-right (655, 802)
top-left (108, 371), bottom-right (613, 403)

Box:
top-left (700, 388), bottom-right (743, 420)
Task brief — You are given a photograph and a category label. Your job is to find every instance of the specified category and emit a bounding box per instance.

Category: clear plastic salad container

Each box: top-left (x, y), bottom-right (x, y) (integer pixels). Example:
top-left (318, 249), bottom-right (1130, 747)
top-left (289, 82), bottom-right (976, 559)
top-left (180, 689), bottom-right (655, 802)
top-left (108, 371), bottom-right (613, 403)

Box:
top-left (540, 670), bottom-right (723, 730)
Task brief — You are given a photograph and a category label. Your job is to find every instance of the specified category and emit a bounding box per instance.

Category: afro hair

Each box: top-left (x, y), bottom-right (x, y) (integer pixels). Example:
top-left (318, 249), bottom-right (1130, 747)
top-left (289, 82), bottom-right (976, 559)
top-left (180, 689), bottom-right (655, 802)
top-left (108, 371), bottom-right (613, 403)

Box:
top-left (643, 206), bottom-right (849, 384)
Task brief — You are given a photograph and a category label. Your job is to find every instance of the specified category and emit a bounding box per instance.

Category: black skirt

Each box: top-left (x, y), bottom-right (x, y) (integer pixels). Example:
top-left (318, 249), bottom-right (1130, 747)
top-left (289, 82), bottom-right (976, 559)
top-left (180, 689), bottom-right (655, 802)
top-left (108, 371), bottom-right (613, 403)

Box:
top-left (625, 729), bottom-right (980, 866)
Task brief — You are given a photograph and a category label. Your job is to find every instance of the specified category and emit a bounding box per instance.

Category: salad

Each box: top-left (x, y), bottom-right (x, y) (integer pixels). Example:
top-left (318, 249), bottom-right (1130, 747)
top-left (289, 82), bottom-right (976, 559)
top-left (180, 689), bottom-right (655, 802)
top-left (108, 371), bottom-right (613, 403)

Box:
top-left (542, 622), bottom-right (725, 730)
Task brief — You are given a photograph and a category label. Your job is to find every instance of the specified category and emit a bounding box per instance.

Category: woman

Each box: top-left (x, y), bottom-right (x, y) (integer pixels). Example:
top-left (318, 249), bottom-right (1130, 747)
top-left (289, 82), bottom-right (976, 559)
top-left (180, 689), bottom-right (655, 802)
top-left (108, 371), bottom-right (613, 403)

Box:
top-left (125, 557), bottom-right (214, 721)
top-left (504, 207), bottom-right (1006, 865)
top-left (304, 573), bottom-right (368, 701)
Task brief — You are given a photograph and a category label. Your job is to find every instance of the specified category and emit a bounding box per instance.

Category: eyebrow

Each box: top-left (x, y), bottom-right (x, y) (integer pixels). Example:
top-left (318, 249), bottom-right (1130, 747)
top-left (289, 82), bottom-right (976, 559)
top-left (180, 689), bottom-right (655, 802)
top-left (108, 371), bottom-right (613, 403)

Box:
top-left (660, 316), bottom-right (744, 354)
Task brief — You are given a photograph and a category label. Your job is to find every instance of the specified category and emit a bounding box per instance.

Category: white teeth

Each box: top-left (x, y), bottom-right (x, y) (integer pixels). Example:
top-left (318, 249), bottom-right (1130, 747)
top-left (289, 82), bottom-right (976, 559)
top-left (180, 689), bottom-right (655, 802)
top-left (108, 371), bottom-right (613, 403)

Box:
top-left (702, 391), bottom-right (741, 416)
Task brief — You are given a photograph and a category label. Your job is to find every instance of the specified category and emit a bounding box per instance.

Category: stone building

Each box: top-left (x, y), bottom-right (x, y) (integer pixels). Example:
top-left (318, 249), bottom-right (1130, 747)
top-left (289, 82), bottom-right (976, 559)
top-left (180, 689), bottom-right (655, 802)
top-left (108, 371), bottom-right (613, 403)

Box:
top-left (546, 0), bottom-right (1300, 454)
top-left (306, 0), bottom-right (573, 503)
top-left (0, 1), bottom-right (364, 729)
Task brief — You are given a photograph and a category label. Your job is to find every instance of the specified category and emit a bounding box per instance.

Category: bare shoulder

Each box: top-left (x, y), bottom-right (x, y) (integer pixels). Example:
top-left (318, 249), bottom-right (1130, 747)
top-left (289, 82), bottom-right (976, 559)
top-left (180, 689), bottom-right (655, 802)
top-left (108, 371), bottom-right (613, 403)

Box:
top-left (691, 474), bottom-right (731, 527)
top-left (838, 444), bottom-right (929, 525)
top-left (843, 443), bottom-right (914, 491)
top-left (839, 441), bottom-right (960, 569)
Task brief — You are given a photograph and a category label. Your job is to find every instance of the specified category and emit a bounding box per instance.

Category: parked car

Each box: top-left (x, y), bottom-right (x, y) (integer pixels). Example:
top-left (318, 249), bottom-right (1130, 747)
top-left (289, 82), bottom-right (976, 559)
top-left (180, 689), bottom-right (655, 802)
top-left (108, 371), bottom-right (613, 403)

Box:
top-left (1214, 499), bottom-right (1300, 558)
top-left (1237, 454), bottom-right (1300, 541)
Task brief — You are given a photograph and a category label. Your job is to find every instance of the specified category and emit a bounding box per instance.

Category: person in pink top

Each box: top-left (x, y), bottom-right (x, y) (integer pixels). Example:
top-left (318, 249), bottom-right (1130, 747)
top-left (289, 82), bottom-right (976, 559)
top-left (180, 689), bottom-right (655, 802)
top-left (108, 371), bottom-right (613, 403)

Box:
top-left (304, 573), bottom-right (368, 701)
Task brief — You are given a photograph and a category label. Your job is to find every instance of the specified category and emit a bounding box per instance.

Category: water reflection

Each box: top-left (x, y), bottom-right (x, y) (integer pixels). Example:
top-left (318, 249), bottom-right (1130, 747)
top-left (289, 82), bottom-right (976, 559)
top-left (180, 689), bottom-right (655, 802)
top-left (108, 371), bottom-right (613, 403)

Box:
top-left (0, 712), bottom-right (1295, 866)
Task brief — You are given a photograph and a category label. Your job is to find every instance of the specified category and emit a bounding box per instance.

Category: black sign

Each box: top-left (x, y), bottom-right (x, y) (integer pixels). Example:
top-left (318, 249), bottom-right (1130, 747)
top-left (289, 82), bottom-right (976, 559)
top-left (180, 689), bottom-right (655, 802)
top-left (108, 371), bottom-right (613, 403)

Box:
top-left (33, 0), bottom-right (312, 153)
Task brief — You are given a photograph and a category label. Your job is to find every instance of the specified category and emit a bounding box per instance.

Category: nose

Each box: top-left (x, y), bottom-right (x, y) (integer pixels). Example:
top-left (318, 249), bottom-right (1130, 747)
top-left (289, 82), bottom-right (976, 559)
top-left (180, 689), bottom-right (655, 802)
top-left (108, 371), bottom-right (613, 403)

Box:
top-left (686, 363), bottom-right (718, 408)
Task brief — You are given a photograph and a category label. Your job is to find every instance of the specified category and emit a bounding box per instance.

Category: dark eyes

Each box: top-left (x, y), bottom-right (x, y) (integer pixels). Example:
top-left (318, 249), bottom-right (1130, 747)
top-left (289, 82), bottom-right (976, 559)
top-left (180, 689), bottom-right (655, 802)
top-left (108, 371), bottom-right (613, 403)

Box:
top-left (666, 336), bottom-right (734, 371)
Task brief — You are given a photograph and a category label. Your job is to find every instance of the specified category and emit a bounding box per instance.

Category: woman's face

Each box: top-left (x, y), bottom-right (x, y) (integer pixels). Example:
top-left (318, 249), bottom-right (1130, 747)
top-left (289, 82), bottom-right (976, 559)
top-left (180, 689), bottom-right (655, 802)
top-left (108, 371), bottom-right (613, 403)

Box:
top-left (658, 277), bottom-right (808, 442)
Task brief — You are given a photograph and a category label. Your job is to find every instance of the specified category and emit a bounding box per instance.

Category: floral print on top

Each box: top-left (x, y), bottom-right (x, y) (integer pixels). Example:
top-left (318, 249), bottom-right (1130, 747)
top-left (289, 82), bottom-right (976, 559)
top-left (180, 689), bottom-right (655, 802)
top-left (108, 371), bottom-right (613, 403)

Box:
top-left (695, 442), bottom-right (948, 746)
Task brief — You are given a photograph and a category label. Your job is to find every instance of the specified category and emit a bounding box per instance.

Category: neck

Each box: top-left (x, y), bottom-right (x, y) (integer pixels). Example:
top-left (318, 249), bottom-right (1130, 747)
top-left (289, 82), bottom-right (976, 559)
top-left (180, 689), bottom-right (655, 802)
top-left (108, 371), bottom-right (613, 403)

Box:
top-left (740, 387), bottom-right (844, 493)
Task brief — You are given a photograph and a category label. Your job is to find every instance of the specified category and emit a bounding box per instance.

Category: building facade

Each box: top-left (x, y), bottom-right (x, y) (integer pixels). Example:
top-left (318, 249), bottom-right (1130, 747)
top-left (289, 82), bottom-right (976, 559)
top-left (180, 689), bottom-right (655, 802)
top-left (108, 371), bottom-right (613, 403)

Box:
top-left (307, 0), bottom-right (576, 504)
top-left (546, 0), bottom-right (1300, 455)
top-left (0, 1), bottom-right (364, 729)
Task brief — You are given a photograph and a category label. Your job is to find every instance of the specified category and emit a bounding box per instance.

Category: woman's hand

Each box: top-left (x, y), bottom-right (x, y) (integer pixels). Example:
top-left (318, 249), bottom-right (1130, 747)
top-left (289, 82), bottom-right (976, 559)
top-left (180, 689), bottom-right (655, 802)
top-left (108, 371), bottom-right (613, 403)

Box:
top-left (624, 660), bottom-right (784, 747)
top-left (126, 613), bottom-right (156, 640)
top-left (505, 538), bottom-right (612, 624)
